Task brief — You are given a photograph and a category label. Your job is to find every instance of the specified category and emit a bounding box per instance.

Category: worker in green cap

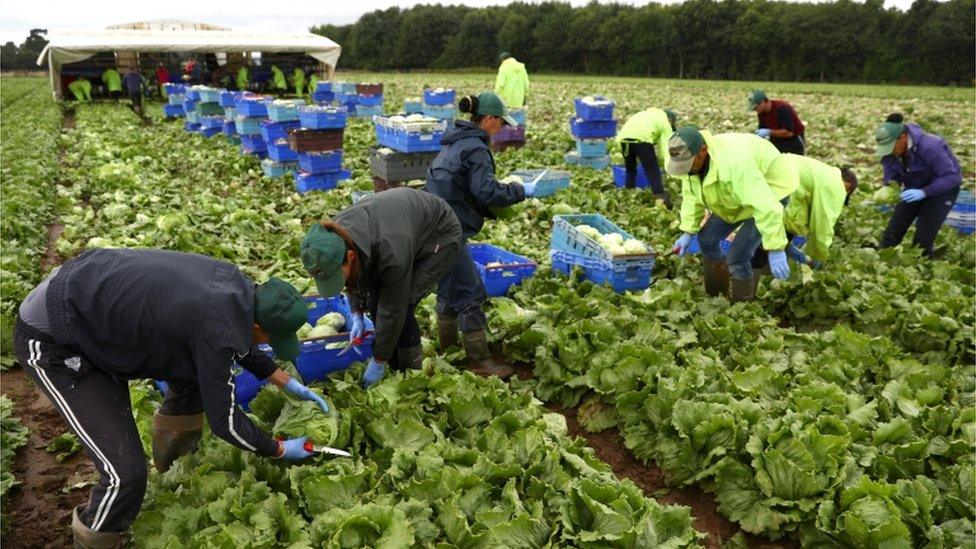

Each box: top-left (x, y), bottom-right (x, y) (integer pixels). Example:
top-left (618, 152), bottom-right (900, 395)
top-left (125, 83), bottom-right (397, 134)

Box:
top-left (300, 188), bottom-right (462, 388)
top-left (668, 126), bottom-right (798, 302)
top-left (292, 67), bottom-right (307, 97)
top-left (237, 64), bottom-right (250, 92)
top-left (12, 248), bottom-right (328, 548)
top-left (270, 65), bottom-right (288, 95)
top-left (102, 67), bottom-right (122, 100)
top-left (494, 52), bottom-right (529, 108)
top-left (617, 107), bottom-right (678, 204)
top-left (67, 77), bottom-right (92, 102)
top-left (747, 90), bottom-right (806, 155)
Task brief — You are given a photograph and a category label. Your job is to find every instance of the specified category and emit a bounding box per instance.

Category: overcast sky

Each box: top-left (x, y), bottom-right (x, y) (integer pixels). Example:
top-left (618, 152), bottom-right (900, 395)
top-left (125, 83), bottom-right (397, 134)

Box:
top-left (1, 0), bottom-right (919, 46)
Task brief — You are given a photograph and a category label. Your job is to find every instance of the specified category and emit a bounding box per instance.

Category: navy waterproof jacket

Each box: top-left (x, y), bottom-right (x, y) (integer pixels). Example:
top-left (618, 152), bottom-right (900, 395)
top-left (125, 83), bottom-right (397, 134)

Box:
top-left (882, 123), bottom-right (962, 197)
top-left (425, 120), bottom-right (525, 238)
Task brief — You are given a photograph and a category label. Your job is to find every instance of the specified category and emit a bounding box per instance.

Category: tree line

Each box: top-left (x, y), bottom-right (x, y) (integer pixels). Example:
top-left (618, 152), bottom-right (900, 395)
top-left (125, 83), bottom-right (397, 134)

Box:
top-left (311, 0), bottom-right (974, 86)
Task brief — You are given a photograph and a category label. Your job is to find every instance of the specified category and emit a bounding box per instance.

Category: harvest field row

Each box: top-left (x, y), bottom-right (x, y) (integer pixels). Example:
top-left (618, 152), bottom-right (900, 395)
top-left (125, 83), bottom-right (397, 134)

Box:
top-left (1, 73), bottom-right (973, 547)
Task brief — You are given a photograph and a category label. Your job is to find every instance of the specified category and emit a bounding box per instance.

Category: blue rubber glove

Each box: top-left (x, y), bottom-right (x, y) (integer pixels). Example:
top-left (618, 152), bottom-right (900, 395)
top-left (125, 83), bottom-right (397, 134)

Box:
top-left (810, 259), bottom-right (823, 269)
top-left (768, 250), bottom-right (790, 280)
top-left (348, 311), bottom-right (365, 342)
top-left (900, 189), bottom-right (925, 203)
top-left (278, 437), bottom-right (314, 461)
top-left (283, 378), bottom-right (330, 414)
top-left (756, 128), bottom-right (771, 139)
top-left (522, 182), bottom-right (536, 198)
top-left (361, 359), bottom-right (386, 389)
top-left (672, 233), bottom-right (694, 256)
top-left (785, 243), bottom-right (809, 265)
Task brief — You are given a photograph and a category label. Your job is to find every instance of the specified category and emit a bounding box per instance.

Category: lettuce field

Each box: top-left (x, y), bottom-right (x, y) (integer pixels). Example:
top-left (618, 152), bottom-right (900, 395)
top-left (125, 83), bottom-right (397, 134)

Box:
top-left (1, 73), bottom-right (974, 548)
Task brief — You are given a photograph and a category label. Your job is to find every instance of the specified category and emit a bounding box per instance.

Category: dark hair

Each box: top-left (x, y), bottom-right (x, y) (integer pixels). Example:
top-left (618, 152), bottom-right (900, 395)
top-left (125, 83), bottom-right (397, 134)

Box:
top-left (459, 95), bottom-right (486, 123)
top-left (885, 112), bottom-right (904, 124)
top-left (318, 220), bottom-right (360, 289)
top-left (840, 167), bottom-right (858, 205)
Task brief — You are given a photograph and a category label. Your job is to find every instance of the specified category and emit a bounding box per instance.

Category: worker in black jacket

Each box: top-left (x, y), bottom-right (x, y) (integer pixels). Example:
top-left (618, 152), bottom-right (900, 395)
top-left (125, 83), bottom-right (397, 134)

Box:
top-left (13, 249), bottom-right (329, 548)
top-left (300, 188), bottom-right (462, 388)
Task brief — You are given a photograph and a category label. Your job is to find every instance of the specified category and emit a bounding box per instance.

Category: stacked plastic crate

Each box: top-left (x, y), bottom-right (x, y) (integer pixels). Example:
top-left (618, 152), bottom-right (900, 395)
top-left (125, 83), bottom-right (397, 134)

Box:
top-left (945, 189), bottom-right (976, 234)
top-left (219, 91), bottom-right (241, 144)
top-left (565, 96), bottom-right (616, 170)
top-left (403, 97), bottom-right (423, 114)
top-left (332, 82), bottom-right (359, 115)
top-left (371, 114), bottom-right (447, 192)
top-left (491, 107), bottom-right (527, 152)
top-left (183, 87), bottom-right (201, 132)
top-left (194, 87), bottom-right (225, 138)
top-left (312, 81), bottom-right (335, 104)
top-left (355, 83), bottom-right (384, 117)
top-left (422, 88), bottom-right (457, 120)
top-left (549, 213), bottom-right (654, 293)
top-left (289, 104), bottom-right (350, 193)
top-left (235, 94), bottom-right (273, 158)
top-left (259, 100), bottom-right (305, 178)
top-left (162, 84), bottom-right (186, 119)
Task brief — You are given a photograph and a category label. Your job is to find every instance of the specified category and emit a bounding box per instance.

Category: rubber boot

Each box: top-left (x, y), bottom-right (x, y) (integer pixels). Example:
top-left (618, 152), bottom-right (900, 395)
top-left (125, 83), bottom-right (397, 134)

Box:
top-left (462, 330), bottom-right (514, 379)
top-left (702, 258), bottom-right (730, 298)
top-left (397, 345), bottom-right (424, 370)
top-left (730, 276), bottom-right (755, 303)
top-left (751, 267), bottom-right (766, 297)
top-left (653, 192), bottom-right (672, 209)
top-left (72, 506), bottom-right (123, 549)
top-left (437, 314), bottom-right (459, 351)
top-left (152, 412), bottom-right (203, 473)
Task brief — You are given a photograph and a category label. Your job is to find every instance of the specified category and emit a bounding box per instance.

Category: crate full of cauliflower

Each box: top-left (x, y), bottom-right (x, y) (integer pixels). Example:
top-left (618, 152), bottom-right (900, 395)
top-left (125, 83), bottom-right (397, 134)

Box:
top-left (293, 295), bottom-right (375, 382)
top-left (549, 213), bottom-right (655, 292)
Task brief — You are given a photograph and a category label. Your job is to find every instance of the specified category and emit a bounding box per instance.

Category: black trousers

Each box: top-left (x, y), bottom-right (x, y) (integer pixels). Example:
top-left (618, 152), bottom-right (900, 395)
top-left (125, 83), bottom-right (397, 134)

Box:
top-left (881, 186), bottom-right (960, 256)
top-left (622, 140), bottom-right (665, 194)
top-left (366, 296), bottom-right (421, 370)
top-left (771, 135), bottom-right (805, 155)
top-left (13, 318), bottom-right (147, 533)
top-left (129, 90), bottom-right (142, 111)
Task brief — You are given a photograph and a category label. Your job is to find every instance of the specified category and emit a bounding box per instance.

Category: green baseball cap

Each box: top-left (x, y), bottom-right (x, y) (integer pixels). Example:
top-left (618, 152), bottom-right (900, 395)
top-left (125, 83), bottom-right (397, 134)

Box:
top-left (666, 126), bottom-right (706, 176)
top-left (301, 223), bottom-right (348, 298)
top-left (498, 52), bottom-right (511, 63)
top-left (253, 277), bottom-right (306, 362)
top-left (747, 90), bottom-right (768, 111)
top-left (874, 121), bottom-right (905, 158)
top-left (477, 91), bottom-right (518, 126)
top-left (664, 108), bottom-right (678, 127)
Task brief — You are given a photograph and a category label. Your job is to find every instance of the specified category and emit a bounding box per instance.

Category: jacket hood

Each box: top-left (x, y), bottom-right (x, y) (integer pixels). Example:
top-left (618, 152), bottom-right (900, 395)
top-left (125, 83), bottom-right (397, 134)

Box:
top-left (904, 123), bottom-right (924, 144)
top-left (441, 120), bottom-right (489, 146)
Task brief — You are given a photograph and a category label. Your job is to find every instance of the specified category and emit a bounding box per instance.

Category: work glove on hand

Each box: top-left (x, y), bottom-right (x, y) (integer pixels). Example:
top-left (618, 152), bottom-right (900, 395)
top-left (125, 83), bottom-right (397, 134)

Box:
top-left (810, 259), bottom-right (823, 269)
top-left (277, 437), bottom-right (314, 461)
top-left (283, 378), bottom-right (330, 414)
top-left (348, 311), bottom-right (365, 342)
top-left (361, 359), bottom-right (386, 389)
top-left (900, 189), bottom-right (925, 203)
top-left (756, 128), bottom-right (772, 139)
top-left (785, 244), bottom-right (809, 265)
top-left (768, 250), bottom-right (791, 280)
top-left (521, 182), bottom-right (537, 198)
top-left (672, 233), bottom-right (694, 256)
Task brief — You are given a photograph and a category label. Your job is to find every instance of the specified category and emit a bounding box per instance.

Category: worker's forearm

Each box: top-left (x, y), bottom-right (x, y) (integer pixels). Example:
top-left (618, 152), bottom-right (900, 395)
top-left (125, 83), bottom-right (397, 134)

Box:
top-left (770, 129), bottom-right (794, 139)
top-left (268, 368), bottom-right (292, 388)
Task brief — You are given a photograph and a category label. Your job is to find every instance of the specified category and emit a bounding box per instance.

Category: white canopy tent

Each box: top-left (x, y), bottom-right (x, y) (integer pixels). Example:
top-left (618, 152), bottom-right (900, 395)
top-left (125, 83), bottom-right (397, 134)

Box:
top-left (37, 20), bottom-right (342, 99)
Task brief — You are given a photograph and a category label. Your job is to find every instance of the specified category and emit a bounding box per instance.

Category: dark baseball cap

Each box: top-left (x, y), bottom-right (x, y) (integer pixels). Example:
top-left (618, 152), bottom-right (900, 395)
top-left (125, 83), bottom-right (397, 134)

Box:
top-left (253, 277), bottom-right (306, 361)
top-left (666, 126), bottom-right (706, 176)
top-left (747, 90), bottom-right (768, 111)
top-left (301, 223), bottom-right (348, 298)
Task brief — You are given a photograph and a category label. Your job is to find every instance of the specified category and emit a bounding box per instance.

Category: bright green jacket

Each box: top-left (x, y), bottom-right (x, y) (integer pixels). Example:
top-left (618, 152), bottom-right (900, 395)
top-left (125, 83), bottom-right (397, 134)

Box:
top-left (308, 75), bottom-right (320, 96)
top-left (679, 131), bottom-right (798, 251)
top-left (271, 66), bottom-right (287, 90)
top-left (292, 69), bottom-right (306, 95)
top-left (68, 78), bottom-right (92, 102)
top-left (494, 58), bottom-right (529, 108)
top-left (617, 108), bottom-right (673, 167)
top-left (781, 154), bottom-right (847, 262)
top-left (102, 69), bottom-right (122, 92)
top-left (237, 67), bottom-right (249, 91)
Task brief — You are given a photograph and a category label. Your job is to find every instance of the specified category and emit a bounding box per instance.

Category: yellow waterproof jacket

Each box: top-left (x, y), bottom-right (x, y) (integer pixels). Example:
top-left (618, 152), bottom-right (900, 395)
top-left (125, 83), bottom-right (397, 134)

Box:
top-left (494, 58), bottom-right (529, 108)
top-left (781, 154), bottom-right (847, 261)
top-left (679, 132), bottom-right (798, 251)
top-left (102, 69), bottom-right (122, 92)
top-left (68, 78), bottom-right (92, 102)
top-left (237, 67), bottom-right (249, 91)
top-left (617, 108), bottom-right (673, 167)
top-left (292, 69), bottom-right (306, 95)
top-left (271, 66), bottom-right (287, 90)
top-left (308, 75), bottom-right (320, 96)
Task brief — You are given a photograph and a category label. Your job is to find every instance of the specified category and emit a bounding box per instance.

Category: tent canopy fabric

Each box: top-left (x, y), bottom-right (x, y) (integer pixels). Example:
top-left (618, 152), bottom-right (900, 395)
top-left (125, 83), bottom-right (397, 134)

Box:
top-left (38, 20), bottom-right (341, 99)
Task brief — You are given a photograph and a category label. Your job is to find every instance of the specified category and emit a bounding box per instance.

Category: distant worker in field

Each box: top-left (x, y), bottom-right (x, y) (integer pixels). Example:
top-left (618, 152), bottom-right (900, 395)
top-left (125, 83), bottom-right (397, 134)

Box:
top-left (292, 67), bottom-right (306, 97)
top-left (617, 107), bottom-right (677, 205)
top-left (122, 66), bottom-right (144, 116)
top-left (101, 67), bottom-right (122, 100)
top-left (669, 127), bottom-right (798, 302)
top-left (748, 90), bottom-right (806, 155)
top-left (67, 77), bottom-right (92, 102)
top-left (308, 73), bottom-right (321, 97)
top-left (875, 113), bottom-right (962, 257)
top-left (270, 65), bottom-right (288, 95)
top-left (155, 62), bottom-right (170, 98)
top-left (494, 52), bottom-right (529, 109)
top-left (426, 92), bottom-right (537, 378)
top-left (237, 64), bottom-right (250, 91)
top-left (13, 249), bottom-right (328, 548)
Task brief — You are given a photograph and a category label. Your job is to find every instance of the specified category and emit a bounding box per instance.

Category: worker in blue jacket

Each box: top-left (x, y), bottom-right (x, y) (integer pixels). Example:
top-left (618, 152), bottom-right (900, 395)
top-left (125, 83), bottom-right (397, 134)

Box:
top-left (13, 249), bottom-right (329, 548)
top-left (425, 92), bottom-right (537, 379)
top-left (875, 113), bottom-right (963, 257)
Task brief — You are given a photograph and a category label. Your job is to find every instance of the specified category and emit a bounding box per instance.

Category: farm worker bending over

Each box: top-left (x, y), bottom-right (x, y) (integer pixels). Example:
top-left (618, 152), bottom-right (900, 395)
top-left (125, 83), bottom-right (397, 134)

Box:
top-left (292, 67), bottom-right (306, 97)
top-left (308, 74), bottom-right (321, 97)
top-left (271, 65), bottom-right (288, 93)
top-left (426, 92), bottom-right (536, 378)
top-left (748, 90), bottom-right (806, 155)
top-left (617, 107), bottom-right (678, 204)
top-left (300, 188), bottom-right (462, 388)
top-left (237, 65), bottom-right (250, 91)
top-left (122, 66), bottom-right (143, 115)
top-left (875, 113), bottom-right (962, 257)
top-left (13, 249), bottom-right (328, 548)
top-left (494, 52), bottom-right (529, 108)
top-left (101, 67), bottom-right (122, 99)
top-left (669, 127), bottom-right (799, 302)
top-left (67, 77), bottom-right (92, 102)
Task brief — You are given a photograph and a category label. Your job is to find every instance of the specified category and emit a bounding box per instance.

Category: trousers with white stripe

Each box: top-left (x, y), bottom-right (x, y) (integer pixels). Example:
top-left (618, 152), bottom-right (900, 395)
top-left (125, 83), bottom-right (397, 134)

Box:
top-left (13, 318), bottom-right (147, 533)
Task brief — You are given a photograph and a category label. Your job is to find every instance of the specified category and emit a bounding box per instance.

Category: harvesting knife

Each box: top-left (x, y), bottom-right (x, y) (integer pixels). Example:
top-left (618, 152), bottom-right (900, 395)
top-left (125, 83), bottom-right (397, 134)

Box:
top-left (303, 441), bottom-right (352, 457)
top-left (336, 330), bottom-right (374, 357)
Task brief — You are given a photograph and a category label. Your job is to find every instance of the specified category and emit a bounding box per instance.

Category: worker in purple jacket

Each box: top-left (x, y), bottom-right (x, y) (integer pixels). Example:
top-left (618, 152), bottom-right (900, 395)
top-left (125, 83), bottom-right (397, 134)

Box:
top-left (874, 113), bottom-right (962, 257)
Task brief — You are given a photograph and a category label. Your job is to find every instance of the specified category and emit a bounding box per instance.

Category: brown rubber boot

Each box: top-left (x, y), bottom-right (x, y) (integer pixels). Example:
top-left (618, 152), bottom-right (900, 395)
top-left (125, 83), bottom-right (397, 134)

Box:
top-left (462, 330), bottom-right (514, 379)
top-left (652, 192), bottom-right (672, 209)
top-left (437, 314), bottom-right (459, 351)
top-left (72, 505), bottom-right (123, 549)
top-left (730, 276), bottom-right (756, 303)
top-left (702, 257), bottom-right (730, 298)
top-left (152, 412), bottom-right (203, 473)
top-left (397, 345), bottom-right (424, 370)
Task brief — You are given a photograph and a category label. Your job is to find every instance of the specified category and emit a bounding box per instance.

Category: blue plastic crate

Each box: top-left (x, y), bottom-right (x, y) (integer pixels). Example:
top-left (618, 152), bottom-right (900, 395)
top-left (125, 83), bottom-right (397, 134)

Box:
top-left (222, 120), bottom-right (237, 135)
top-left (336, 93), bottom-right (358, 107)
top-left (551, 214), bottom-right (653, 265)
top-left (223, 107), bottom-right (237, 121)
top-left (198, 88), bottom-right (222, 103)
top-left (298, 150), bottom-right (344, 174)
top-left (355, 105), bottom-right (383, 117)
top-left (577, 139), bottom-right (609, 157)
top-left (185, 88), bottom-right (201, 101)
top-left (235, 116), bottom-right (264, 136)
top-left (219, 90), bottom-right (241, 108)
top-left (268, 140), bottom-right (299, 163)
top-left (570, 116), bottom-right (617, 139)
top-left (260, 119), bottom-right (300, 143)
top-left (294, 169), bottom-right (351, 194)
top-left (357, 94), bottom-right (383, 106)
top-left (315, 81), bottom-right (333, 93)
top-left (163, 104), bottom-right (184, 118)
top-left (295, 295), bottom-right (375, 383)
top-left (240, 146), bottom-right (267, 159)
top-left (565, 151), bottom-right (611, 170)
top-left (183, 122), bottom-right (201, 132)
top-left (509, 169), bottom-right (571, 198)
top-left (183, 99), bottom-right (198, 112)
top-left (200, 115), bottom-right (223, 130)
top-left (574, 96), bottom-right (615, 121)
top-left (469, 243), bottom-right (537, 297)
top-left (155, 363), bottom-right (267, 410)
top-left (168, 94), bottom-right (185, 106)
top-left (953, 189), bottom-right (975, 213)
top-left (332, 82), bottom-right (357, 94)
top-left (551, 250), bottom-right (652, 293)
top-left (235, 97), bottom-right (270, 117)
top-left (404, 100), bottom-right (423, 114)
top-left (510, 108), bottom-right (527, 126)
top-left (312, 90), bottom-right (335, 104)
top-left (423, 104), bottom-right (458, 120)
top-left (240, 134), bottom-right (268, 154)
top-left (945, 211), bottom-right (976, 234)
top-left (612, 164), bottom-right (653, 189)
top-left (200, 127), bottom-right (221, 138)
top-left (261, 158), bottom-right (296, 178)
top-left (423, 88), bottom-right (455, 106)
top-left (226, 135), bottom-right (241, 146)
top-left (374, 122), bottom-right (445, 153)
top-left (267, 100), bottom-right (304, 122)
top-left (163, 83), bottom-right (185, 95)
top-left (299, 106), bottom-right (347, 129)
